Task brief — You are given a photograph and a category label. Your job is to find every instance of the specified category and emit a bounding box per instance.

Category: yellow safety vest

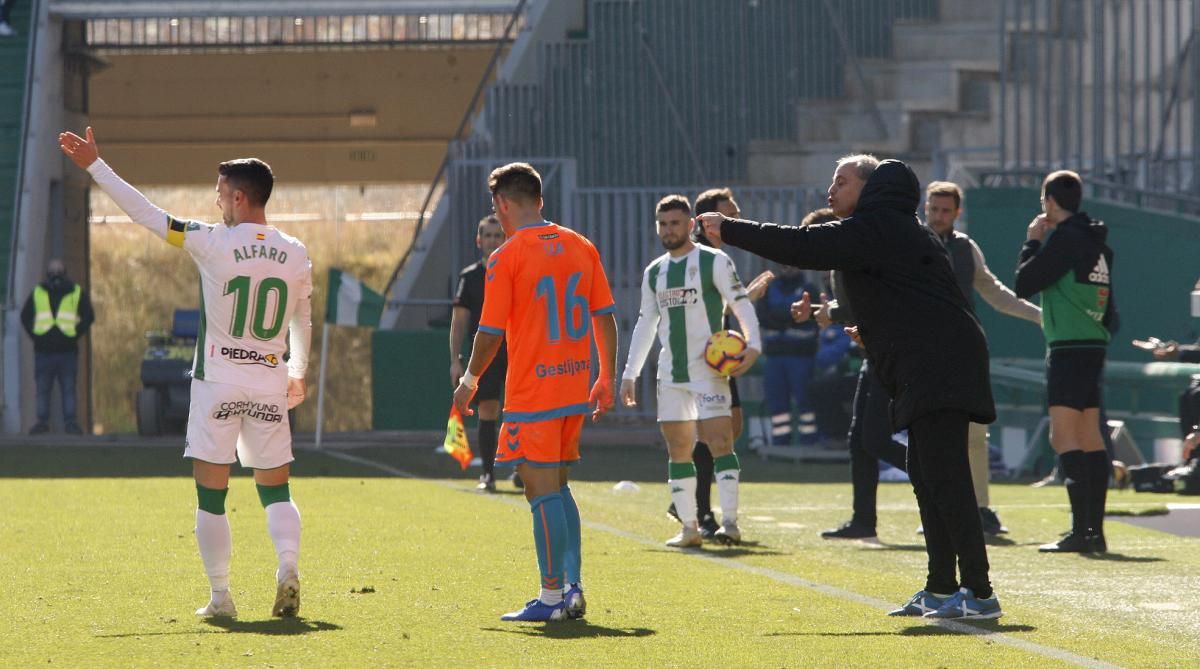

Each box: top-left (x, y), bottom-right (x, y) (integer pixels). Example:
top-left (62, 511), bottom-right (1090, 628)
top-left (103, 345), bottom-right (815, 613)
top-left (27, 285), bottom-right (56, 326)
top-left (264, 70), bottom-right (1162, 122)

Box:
top-left (32, 285), bottom-right (82, 337)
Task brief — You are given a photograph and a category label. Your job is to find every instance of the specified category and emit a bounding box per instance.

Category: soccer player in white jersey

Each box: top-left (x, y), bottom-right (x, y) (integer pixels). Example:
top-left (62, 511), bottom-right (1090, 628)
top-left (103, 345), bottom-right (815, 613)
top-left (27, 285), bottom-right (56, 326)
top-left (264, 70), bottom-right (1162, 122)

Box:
top-left (620, 194), bottom-right (762, 547)
top-left (59, 127), bottom-right (313, 619)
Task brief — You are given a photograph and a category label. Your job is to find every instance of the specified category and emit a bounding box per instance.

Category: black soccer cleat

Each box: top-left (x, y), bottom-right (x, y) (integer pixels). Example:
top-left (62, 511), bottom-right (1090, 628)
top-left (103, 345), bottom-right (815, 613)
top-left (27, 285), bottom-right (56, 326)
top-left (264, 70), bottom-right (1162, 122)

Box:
top-left (698, 513), bottom-right (721, 539)
top-left (979, 507), bottom-right (1009, 535)
top-left (820, 521), bottom-right (877, 541)
top-left (666, 502), bottom-right (681, 524)
top-left (1038, 531), bottom-right (1093, 553)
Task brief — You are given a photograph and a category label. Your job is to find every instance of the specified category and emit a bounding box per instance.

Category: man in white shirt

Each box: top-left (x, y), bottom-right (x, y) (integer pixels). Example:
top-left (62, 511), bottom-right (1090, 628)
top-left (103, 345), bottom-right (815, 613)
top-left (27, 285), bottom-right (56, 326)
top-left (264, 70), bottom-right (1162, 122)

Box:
top-left (59, 127), bottom-right (313, 619)
top-left (620, 194), bottom-right (761, 548)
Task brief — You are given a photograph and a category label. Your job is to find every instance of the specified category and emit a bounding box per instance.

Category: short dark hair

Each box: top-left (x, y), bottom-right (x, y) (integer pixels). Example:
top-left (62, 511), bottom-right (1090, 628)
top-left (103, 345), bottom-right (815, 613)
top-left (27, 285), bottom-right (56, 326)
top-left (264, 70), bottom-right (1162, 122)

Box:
top-left (694, 187), bottom-right (735, 216)
top-left (800, 207), bottom-right (838, 227)
top-left (488, 162), bottom-right (542, 204)
top-left (218, 159), bottom-right (274, 207)
top-left (656, 194), bottom-right (692, 217)
top-left (1042, 170), bottom-right (1082, 213)
top-left (925, 181), bottom-right (963, 209)
top-left (477, 214), bottom-right (500, 232)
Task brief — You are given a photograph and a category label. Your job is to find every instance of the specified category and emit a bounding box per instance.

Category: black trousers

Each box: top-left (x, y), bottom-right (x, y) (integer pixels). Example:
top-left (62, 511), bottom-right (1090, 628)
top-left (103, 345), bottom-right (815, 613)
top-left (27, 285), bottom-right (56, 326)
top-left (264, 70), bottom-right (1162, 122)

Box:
top-left (908, 409), bottom-right (991, 598)
top-left (847, 366), bottom-right (908, 528)
top-left (1, 0), bottom-right (13, 23)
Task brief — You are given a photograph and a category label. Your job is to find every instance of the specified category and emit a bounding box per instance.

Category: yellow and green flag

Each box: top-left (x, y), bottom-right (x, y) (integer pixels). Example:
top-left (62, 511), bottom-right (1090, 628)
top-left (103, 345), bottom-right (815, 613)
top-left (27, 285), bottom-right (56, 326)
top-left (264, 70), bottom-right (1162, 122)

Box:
top-left (444, 406), bottom-right (473, 470)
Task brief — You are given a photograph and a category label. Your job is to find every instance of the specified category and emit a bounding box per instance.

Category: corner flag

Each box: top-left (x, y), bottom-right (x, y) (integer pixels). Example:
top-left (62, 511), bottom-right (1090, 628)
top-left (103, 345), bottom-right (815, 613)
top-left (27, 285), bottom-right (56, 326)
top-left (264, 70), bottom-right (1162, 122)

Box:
top-left (326, 268), bottom-right (384, 327)
top-left (444, 406), bottom-right (473, 470)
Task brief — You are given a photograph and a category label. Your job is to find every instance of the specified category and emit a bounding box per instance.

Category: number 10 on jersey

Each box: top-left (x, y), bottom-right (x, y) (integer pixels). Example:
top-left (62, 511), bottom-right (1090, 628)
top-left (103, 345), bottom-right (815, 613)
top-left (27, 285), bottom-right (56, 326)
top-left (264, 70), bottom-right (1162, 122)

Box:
top-left (224, 275), bottom-right (289, 340)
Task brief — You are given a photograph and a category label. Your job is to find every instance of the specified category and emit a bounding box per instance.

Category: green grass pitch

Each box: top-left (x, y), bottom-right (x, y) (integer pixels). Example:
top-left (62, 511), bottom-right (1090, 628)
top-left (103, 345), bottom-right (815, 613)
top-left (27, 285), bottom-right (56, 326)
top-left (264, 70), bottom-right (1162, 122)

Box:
top-left (1, 443), bottom-right (1198, 668)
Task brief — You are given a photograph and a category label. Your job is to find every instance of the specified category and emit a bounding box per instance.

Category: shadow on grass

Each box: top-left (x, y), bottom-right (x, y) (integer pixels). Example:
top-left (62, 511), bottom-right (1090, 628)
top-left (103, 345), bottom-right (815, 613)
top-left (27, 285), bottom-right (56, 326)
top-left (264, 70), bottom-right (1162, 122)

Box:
top-left (203, 617), bottom-right (343, 635)
top-left (640, 541), bottom-right (788, 558)
top-left (763, 623), bottom-right (1036, 638)
top-left (1080, 552), bottom-right (1166, 563)
top-left (457, 487), bottom-right (527, 498)
top-left (868, 543), bottom-right (926, 552)
top-left (482, 622), bottom-right (655, 639)
top-left (95, 618), bottom-right (342, 638)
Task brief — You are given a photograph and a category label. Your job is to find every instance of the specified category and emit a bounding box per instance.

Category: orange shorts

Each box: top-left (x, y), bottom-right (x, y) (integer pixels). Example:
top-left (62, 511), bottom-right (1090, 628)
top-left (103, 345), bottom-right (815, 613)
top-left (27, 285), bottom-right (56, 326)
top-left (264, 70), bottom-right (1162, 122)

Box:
top-left (496, 414), bottom-right (584, 468)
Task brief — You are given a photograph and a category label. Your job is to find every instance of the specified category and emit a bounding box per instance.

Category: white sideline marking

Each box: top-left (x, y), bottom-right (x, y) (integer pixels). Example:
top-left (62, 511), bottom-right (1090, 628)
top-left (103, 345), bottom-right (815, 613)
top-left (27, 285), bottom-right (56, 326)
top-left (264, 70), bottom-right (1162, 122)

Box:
top-left (318, 449), bottom-right (417, 478)
top-left (314, 449), bottom-right (1122, 669)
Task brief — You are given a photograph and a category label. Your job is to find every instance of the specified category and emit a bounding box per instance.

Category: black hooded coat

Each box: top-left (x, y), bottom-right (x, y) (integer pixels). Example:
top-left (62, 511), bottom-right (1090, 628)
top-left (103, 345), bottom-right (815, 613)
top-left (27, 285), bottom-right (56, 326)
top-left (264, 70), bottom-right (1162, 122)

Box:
top-left (720, 159), bottom-right (996, 430)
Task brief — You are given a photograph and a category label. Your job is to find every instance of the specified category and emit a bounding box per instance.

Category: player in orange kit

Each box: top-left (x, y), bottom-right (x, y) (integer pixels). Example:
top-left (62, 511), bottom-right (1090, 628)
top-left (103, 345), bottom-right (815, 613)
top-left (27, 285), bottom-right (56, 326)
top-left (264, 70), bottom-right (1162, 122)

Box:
top-left (452, 162), bottom-right (618, 622)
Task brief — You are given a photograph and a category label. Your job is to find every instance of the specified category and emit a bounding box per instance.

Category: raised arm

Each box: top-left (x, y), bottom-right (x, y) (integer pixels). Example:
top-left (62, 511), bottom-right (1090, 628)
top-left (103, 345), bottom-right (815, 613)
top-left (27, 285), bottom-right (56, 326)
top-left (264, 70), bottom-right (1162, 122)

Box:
top-left (1014, 219), bottom-right (1074, 299)
top-left (60, 127), bottom-right (213, 254)
top-left (702, 213), bottom-right (869, 272)
top-left (970, 239), bottom-right (1041, 324)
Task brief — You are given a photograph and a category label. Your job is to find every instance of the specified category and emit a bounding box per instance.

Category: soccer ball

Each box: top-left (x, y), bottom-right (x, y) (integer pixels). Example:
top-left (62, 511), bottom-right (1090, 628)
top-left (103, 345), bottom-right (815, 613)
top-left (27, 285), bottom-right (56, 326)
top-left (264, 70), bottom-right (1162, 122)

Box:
top-left (704, 330), bottom-right (747, 376)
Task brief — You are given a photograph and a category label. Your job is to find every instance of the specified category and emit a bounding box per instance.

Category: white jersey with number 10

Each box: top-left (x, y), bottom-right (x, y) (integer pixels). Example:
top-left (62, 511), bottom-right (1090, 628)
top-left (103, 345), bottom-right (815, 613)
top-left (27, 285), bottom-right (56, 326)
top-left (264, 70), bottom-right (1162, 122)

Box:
top-left (87, 159), bottom-right (313, 395)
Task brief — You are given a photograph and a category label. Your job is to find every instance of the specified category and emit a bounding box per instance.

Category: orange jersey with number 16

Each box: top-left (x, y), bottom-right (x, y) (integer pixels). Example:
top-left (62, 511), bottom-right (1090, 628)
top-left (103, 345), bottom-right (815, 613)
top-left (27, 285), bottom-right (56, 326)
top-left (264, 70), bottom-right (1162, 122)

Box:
top-left (478, 221), bottom-right (615, 422)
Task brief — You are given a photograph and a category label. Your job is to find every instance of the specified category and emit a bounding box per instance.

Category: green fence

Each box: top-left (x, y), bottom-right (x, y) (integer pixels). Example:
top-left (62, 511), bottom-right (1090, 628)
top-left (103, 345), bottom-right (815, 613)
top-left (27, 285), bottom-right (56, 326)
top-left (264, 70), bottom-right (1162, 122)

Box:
top-left (0, 0), bottom-right (34, 301)
top-left (372, 329), bottom-right (455, 430)
top-left (966, 186), bottom-right (1200, 367)
top-left (967, 187), bottom-right (1200, 468)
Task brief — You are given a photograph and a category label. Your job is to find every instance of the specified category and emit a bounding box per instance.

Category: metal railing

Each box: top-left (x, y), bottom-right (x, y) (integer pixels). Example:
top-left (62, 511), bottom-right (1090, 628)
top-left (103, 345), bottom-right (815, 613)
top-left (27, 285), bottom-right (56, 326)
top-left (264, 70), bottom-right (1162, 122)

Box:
top-left (84, 12), bottom-right (522, 50)
top-left (997, 0), bottom-right (1200, 202)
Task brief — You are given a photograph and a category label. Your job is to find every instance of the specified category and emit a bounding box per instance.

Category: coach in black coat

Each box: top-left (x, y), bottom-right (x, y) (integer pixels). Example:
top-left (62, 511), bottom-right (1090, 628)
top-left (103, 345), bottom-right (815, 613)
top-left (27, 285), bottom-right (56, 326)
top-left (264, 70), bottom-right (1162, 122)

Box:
top-left (721, 161), bottom-right (994, 430)
top-left (701, 158), bottom-right (999, 615)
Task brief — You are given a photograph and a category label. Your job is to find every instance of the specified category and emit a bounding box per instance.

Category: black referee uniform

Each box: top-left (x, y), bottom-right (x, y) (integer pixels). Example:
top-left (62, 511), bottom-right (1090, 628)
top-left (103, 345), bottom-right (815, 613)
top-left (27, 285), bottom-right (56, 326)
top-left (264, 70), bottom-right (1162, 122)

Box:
top-left (455, 260), bottom-right (508, 479)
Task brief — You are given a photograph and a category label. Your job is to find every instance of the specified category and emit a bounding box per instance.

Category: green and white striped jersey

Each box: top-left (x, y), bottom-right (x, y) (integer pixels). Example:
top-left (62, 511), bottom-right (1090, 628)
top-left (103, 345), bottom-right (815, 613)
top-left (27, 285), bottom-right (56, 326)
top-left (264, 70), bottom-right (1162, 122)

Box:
top-left (622, 244), bottom-right (761, 385)
top-left (87, 159), bottom-right (313, 395)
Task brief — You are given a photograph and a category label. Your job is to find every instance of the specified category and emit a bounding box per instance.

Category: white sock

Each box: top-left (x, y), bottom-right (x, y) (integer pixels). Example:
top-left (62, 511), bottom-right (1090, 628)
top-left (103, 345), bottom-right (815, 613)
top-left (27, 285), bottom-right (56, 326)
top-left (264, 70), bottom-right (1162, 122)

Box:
top-left (195, 510), bottom-right (232, 592)
top-left (540, 587), bottom-right (564, 605)
top-left (266, 500), bottom-right (301, 579)
top-left (670, 476), bottom-right (698, 529)
top-left (716, 468), bottom-right (740, 525)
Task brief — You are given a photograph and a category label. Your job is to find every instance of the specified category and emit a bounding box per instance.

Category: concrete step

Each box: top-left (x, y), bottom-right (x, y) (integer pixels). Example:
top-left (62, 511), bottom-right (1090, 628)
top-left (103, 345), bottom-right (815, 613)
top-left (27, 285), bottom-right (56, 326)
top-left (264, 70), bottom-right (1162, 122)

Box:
top-left (847, 60), bottom-right (999, 112)
top-left (747, 141), bottom-right (850, 186)
top-left (907, 110), bottom-right (997, 154)
top-left (938, 0), bottom-right (1001, 23)
top-left (892, 21), bottom-right (1000, 62)
top-left (747, 139), bottom-right (925, 186)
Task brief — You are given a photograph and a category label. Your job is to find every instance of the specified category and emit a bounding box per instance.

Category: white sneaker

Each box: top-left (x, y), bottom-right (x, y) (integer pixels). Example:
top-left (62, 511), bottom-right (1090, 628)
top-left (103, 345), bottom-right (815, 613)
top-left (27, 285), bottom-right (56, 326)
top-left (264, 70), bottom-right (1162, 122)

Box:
top-left (665, 525), bottom-right (702, 548)
top-left (0, 22), bottom-right (14, 37)
top-left (272, 569), bottom-right (301, 617)
top-left (195, 591), bottom-right (238, 618)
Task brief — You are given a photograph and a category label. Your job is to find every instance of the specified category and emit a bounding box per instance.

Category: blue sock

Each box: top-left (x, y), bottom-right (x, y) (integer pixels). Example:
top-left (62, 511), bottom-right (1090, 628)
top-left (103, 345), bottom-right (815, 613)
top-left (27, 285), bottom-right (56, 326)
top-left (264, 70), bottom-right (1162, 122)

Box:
top-left (529, 492), bottom-right (567, 598)
top-left (560, 484), bottom-right (582, 585)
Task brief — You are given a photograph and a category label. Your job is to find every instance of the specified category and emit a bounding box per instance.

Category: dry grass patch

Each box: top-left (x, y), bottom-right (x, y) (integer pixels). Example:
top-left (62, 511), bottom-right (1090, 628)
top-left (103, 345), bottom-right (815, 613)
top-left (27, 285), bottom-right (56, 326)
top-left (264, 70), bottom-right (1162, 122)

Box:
top-left (89, 183), bottom-right (430, 434)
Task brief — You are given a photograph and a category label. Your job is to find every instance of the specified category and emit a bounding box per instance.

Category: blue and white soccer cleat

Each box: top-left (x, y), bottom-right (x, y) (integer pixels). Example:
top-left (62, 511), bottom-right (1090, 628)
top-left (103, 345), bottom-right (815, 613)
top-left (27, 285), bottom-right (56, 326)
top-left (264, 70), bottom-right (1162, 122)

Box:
top-left (887, 590), bottom-right (949, 616)
top-left (500, 598), bottom-right (567, 622)
top-left (564, 585), bottom-right (586, 619)
top-left (923, 588), bottom-right (1002, 620)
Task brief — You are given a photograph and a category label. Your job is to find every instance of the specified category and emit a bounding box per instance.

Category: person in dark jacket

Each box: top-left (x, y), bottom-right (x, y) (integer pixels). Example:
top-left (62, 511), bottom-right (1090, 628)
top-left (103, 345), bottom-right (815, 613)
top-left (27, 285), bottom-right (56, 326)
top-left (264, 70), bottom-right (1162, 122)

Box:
top-left (20, 259), bottom-right (95, 435)
top-left (1015, 170), bottom-right (1116, 555)
top-left (701, 156), bottom-right (1001, 620)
